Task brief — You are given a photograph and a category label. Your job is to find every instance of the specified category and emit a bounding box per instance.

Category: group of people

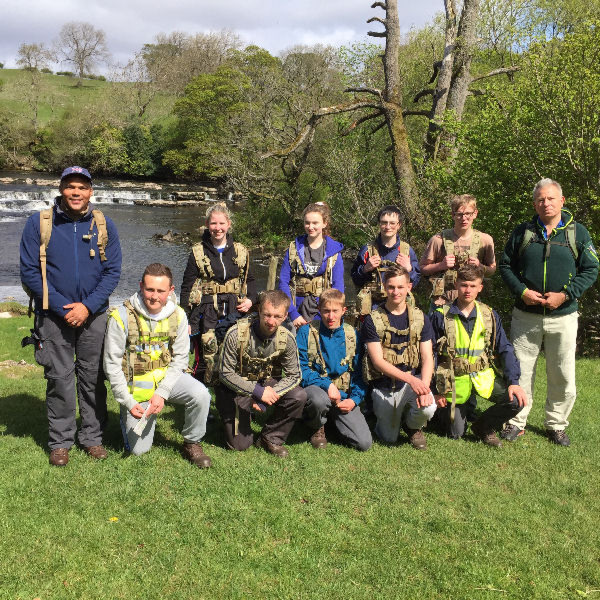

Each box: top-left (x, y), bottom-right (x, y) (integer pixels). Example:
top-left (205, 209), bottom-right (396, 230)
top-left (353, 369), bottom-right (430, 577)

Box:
top-left (19, 166), bottom-right (598, 468)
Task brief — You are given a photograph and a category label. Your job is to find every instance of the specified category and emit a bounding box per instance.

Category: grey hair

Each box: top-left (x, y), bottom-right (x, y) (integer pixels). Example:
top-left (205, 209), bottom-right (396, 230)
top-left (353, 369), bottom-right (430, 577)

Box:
top-left (205, 202), bottom-right (232, 223)
top-left (533, 178), bottom-right (562, 199)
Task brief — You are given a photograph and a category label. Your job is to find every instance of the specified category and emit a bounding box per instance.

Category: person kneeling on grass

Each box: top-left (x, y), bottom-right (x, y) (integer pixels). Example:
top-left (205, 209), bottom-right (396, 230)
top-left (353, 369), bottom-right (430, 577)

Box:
top-left (215, 290), bottom-right (307, 458)
top-left (103, 263), bottom-right (212, 468)
top-left (297, 288), bottom-right (372, 451)
top-left (430, 265), bottom-right (528, 446)
top-left (362, 264), bottom-right (436, 449)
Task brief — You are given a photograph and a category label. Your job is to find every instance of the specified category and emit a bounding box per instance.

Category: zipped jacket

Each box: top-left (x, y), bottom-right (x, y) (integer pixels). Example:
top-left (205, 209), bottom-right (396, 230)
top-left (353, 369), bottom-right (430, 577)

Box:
top-left (499, 209), bottom-right (598, 316)
top-left (20, 198), bottom-right (122, 317)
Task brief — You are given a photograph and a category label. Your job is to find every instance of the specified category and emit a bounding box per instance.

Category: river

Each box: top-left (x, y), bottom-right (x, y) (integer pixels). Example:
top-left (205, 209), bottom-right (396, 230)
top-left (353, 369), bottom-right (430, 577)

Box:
top-left (0, 173), bottom-right (355, 305)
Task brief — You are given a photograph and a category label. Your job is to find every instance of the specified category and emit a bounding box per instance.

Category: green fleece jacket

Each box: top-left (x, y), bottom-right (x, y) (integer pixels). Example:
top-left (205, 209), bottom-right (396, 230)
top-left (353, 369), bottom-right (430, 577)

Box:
top-left (499, 209), bottom-right (598, 315)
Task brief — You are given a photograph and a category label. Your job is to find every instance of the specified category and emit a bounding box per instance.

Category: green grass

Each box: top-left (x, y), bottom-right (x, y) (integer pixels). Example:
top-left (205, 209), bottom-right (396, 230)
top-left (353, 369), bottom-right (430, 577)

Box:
top-left (1, 314), bottom-right (599, 599)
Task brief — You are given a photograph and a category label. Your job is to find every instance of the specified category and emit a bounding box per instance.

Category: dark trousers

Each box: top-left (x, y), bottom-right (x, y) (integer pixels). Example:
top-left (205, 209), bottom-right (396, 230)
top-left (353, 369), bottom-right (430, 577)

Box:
top-left (34, 311), bottom-right (108, 449)
top-left (214, 379), bottom-right (306, 450)
top-left (440, 378), bottom-right (521, 439)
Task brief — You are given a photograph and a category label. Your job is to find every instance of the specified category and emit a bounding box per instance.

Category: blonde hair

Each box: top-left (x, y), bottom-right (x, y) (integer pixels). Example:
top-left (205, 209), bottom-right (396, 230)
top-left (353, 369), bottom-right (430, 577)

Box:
top-left (450, 194), bottom-right (477, 213)
top-left (302, 202), bottom-right (331, 237)
top-left (205, 202), bottom-right (232, 225)
top-left (318, 288), bottom-right (345, 308)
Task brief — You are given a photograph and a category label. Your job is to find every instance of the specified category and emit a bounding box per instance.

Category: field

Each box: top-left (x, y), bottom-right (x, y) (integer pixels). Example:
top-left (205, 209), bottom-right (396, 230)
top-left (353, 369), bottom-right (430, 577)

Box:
top-left (1, 309), bottom-right (599, 599)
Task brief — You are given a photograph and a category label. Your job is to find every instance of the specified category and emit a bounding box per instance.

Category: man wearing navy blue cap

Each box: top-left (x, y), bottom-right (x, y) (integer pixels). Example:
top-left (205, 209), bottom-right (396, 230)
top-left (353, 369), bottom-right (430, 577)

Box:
top-left (21, 166), bottom-right (122, 466)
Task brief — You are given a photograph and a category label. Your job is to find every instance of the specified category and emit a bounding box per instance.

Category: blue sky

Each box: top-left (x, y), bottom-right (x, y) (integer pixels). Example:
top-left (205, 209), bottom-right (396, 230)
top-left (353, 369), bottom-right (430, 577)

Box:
top-left (1, 0), bottom-right (441, 70)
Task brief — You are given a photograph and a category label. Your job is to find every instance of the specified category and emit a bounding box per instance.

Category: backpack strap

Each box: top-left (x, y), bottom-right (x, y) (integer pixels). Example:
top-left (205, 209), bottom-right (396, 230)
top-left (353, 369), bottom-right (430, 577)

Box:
top-left (469, 230), bottom-right (481, 258)
top-left (91, 209), bottom-right (108, 262)
top-left (39, 208), bottom-right (54, 311)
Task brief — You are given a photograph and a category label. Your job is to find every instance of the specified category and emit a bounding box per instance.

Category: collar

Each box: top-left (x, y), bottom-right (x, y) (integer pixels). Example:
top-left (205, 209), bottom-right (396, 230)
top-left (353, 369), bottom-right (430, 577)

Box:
top-left (449, 301), bottom-right (477, 320)
top-left (536, 216), bottom-right (565, 240)
top-left (252, 318), bottom-right (277, 342)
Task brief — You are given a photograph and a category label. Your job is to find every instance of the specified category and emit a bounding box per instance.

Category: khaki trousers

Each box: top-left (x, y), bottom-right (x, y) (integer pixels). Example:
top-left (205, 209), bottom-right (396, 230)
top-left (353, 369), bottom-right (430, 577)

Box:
top-left (509, 308), bottom-right (578, 431)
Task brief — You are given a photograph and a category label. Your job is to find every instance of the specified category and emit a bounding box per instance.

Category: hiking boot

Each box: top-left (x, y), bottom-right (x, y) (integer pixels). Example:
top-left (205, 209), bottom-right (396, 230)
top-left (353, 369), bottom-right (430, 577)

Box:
top-left (546, 429), bottom-right (571, 447)
top-left (405, 427), bottom-right (427, 450)
top-left (310, 426), bottom-right (327, 449)
top-left (182, 442), bottom-right (212, 468)
top-left (500, 423), bottom-right (524, 442)
top-left (49, 447), bottom-right (69, 467)
top-left (471, 421), bottom-right (502, 447)
top-left (255, 435), bottom-right (289, 458)
top-left (84, 445), bottom-right (108, 460)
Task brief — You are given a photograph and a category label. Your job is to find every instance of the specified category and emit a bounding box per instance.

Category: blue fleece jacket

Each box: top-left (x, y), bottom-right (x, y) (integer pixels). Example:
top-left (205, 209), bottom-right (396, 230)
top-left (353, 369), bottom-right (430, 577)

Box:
top-left (296, 321), bottom-right (366, 405)
top-left (20, 199), bottom-right (122, 317)
top-left (278, 234), bottom-right (344, 321)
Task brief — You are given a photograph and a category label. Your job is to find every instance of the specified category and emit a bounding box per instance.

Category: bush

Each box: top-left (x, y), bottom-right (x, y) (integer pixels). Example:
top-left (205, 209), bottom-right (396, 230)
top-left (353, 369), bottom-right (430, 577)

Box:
top-left (41, 67), bottom-right (52, 74)
top-left (0, 62), bottom-right (4, 69)
top-left (56, 71), bottom-right (75, 77)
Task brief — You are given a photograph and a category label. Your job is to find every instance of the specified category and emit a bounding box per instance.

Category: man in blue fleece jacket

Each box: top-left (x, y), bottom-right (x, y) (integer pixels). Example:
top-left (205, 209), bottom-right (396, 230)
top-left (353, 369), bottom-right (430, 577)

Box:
top-left (20, 166), bottom-right (122, 466)
top-left (297, 289), bottom-right (372, 451)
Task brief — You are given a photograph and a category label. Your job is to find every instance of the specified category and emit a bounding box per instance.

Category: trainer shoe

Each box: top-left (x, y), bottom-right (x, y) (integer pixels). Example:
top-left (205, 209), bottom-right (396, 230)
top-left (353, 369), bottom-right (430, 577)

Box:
top-left (546, 429), bottom-right (570, 447)
top-left (310, 426), bottom-right (328, 449)
top-left (471, 421), bottom-right (502, 447)
top-left (500, 423), bottom-right (524, 441)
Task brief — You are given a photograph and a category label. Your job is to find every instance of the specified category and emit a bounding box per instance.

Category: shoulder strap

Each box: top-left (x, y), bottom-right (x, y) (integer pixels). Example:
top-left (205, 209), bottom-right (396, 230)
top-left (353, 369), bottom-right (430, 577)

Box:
top-left (123, 300), bottom-right (140, 347)
top-left (288, 240), bottom-right (304, 274)
top-left (233, 242), bottom-right (250, 294)
top-left (371, 307), bottom-right (389, 340)
top-left (477, 301), bottom-right (494, 352)
top-left (39, 208), bottom-right (54, 311)
top-left (407, 304), bottom-right (424, 345)
top-left (192, 242), bottom-right (205, 269)
top-left (518, 224), bottom-right (537, 258)
top-left (91, 209), bottom-right (108, 262)
top-left (469, 230), bottom-right (481, 257)
top-left (398, 241), bottom-right (410, 256)
top-left (367, 243), bottom-right (379, 259)
top-left (564, 221), bottom-right (578, 260)
top-left (276, 326), bottom-right (291, 352)
top-left (442, 305), bottom-right (456, 356)
top-left (342, 323), bottom-right (357, 367)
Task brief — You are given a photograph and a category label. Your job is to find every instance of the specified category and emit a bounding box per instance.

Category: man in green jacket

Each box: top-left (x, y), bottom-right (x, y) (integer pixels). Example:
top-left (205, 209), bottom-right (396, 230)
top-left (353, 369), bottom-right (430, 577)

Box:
top-left (499, 178), bottom-right (598, 446)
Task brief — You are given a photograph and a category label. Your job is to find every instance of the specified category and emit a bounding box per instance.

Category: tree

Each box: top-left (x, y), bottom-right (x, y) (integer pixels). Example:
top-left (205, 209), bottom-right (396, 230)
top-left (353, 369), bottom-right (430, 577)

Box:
top-left (16, 43), bottom-right (54, 71)
top-left (56, 21), bottom-right (110, 86)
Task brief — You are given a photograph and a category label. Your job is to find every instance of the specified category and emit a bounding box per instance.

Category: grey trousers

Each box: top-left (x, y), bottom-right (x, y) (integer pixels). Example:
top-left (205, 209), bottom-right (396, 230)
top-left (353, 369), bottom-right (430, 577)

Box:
top-left (34, 311), bottom-right (108, 450)
top-left (304, 385), bottom-right (372, 451)
top-left (120, 373), bottom-right (211, 455)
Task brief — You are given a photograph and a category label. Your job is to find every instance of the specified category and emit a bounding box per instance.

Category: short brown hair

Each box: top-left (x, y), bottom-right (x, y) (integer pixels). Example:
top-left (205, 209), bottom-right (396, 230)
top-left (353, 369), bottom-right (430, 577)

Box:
top-left (318, 288), bottom-right (345, 308)
top-left (450, 194), bottom-right (477, 213)
top-left (456, 264), bottom-right (485, 282)
top-left (142, 263), bottom-right (173, 285)
top-left (383, 264), bottom-right (410, 284)
top-left (258, 290), bottom-right (291, 312)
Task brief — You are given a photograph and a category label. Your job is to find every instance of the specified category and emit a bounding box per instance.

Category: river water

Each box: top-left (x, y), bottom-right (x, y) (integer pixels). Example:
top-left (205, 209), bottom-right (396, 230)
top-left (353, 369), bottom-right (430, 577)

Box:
top-left (0, 174), bottom-right (355, 305)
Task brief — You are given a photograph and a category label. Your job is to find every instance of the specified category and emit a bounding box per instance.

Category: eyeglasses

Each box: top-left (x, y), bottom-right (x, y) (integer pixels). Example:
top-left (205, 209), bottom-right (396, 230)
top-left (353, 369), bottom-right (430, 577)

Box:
top-left (453, 211), bottom-right (476, 219)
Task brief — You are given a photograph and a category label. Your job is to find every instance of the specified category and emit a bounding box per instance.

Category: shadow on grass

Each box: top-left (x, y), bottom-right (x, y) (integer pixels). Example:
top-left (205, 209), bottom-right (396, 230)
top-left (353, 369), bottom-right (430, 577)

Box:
top-left (0, 393), bottom-right (48, 449)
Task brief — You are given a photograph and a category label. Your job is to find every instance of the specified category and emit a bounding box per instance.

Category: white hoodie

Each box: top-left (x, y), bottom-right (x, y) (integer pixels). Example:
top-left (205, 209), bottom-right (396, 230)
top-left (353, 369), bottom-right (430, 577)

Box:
top-left (103, 292), bottom-right (190, 410)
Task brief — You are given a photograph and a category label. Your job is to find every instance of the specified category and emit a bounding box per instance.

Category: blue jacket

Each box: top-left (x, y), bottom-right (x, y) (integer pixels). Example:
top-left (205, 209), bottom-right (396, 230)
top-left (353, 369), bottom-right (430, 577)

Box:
top-left (297, 321), bottom-right (366, 405)
top-left (351, 234), bottom-right (420, 289)
top-left (278, 234), bottom-right (344, 321)
top-left (20, 199), bottom-right (122, 317)
top-left (429, 302), bottom-right (521, 390)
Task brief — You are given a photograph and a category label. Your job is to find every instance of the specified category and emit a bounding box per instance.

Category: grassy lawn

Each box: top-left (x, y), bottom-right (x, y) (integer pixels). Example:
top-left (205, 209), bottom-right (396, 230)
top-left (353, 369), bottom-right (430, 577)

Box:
top-left (1, 311), bottom-right (599, 599)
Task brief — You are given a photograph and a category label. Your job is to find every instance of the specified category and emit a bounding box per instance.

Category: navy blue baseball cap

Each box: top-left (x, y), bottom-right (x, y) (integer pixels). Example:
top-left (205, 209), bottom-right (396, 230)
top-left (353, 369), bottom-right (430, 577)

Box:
top-left (60, 166), bottom-right (92, 184)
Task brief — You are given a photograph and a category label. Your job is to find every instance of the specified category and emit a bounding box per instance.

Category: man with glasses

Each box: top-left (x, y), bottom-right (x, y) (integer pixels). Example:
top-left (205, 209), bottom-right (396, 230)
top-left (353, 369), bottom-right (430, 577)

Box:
top-left (420, 194), bottom-right (496, 309)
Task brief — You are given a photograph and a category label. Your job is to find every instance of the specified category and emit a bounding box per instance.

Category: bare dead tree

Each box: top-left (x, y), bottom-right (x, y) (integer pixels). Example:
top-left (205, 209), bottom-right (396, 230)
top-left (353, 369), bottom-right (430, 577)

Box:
top-left (263, 0), bottom-right (424, 229)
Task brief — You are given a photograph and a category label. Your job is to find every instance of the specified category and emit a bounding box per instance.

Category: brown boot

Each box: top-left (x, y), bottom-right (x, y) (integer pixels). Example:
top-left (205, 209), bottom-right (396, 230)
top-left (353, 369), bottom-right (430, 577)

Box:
top-left (182, 442), bottom-right (212, 468)
top-left (471, 421), bottom-right (502, 447)
top-left (49, 447), bottom-right (69, 466)
top-left (405, 427), bottom-right (427, 450)
top-left (84, 445), bottom-right (108, 460)
top-left (310, 426), bottom-right (327, 449)
top-left (255, 435), bottom-right (289, 458)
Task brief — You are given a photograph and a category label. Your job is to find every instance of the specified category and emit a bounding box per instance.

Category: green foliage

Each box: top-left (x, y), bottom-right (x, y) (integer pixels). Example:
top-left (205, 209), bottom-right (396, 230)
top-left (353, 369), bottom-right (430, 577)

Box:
top-left (56, 70), bottom-right (75, 77)
top-left (40, 67), bottom-right (52, 74)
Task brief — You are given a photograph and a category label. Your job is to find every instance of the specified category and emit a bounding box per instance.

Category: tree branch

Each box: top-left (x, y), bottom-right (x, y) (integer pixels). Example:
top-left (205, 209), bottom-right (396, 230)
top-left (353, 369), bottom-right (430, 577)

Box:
top-left (367, 17), bottom-right (387, 26)
top-left (403, 110), bottom-right (432, 117)
top-left (368, 31), bottom-right (387, 38)
top-left (371, 1), bottom-right (387, 9)
top-left (428, 60), bottom-right (442, 84)
top-left (470, 66), bottom-right (520, 83)
top-left (345, 86), bottom-right (382, 98)
top-left (261, 100), bottom-right (381, 159)
top-left (413, 88), bottom-right (434, 102)
top-left (371, 119), bottom-right (387, 134)
top-left (341, 110), bottom-right (384, 136)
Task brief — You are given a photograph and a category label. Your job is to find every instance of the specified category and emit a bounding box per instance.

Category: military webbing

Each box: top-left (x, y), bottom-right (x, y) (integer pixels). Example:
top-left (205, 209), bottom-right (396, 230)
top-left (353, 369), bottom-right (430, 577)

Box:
top-left (518, 221), bottom-right (578, 260)
top-left (288, 240), bottom-right (337, 303)
top-left (307, 321), bottom-right (356, 392)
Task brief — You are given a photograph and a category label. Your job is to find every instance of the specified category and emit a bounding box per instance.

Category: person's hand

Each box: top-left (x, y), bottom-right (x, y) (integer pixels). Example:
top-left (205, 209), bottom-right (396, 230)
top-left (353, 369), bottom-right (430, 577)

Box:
top-left (522, 289), bottom-right (546, 306)
top-left (130, 403), bottom-right (146, 418)
top-left (508, 385), bottom-right (528, 407)
top-left (336, 398), bottom-right (356, 413)
top-left (63, 302), bottom-right (90, 327)
top-left (440, 255), bottom-right (456, 269)
top-left (543, 291), bottom-right (567, 310)
top-left (327, 383), bottom-right (341, 404)
top-left (435, 394), bottom-right (447, 408)
top-left (396, 253), bottom-right (412, 271)
top-left (146, 394), bottom-right (165, 415)
top-left (364, 255), bottom-right (381, 273)
top-left (188, 324), bottom-right (192, 335)
top-left (467, 256), bottom-right (481, 267)
top-left (261, 386), bottom-right (280, 406)
top-left (293, 315), bottom-right (308, 329)
top-left (416, 393), bottom-right (433, 408)
top-left (237, 298), bottom-right (253, 313)
top-left (408, 376), bottom-right (430, 397)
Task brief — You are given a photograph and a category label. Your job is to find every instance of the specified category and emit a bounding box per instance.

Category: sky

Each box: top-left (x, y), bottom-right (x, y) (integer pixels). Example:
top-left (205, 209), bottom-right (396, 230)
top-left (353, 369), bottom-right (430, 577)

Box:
top-left (1, 0), bottom-right (441, 71)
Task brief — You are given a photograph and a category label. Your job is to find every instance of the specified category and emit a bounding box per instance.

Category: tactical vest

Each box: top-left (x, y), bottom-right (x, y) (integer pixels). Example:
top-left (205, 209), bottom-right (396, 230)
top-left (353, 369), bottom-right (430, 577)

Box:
top-left (110, 301), bottom-right (181, 403)
top-left (362, 304), bottom-right (424, 383)
top-left (234, 317), bottom-right (290, 381)
top-left (24, 207), bottom-right (109, 316)
top-left (518, 221), bottom-right (578, 260)
top-left (306, 321), bottom-right (357, 392)
top-left (356, 240), bottom-right (410, 315)
top-left (288, 240), bottom-right (338, 303)
top-left (435, 301), bottom-right (496, 406)
top-left (188, 241), bottom-right (249, 310)
top-left (429, 229), bottom-right (482, 297)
